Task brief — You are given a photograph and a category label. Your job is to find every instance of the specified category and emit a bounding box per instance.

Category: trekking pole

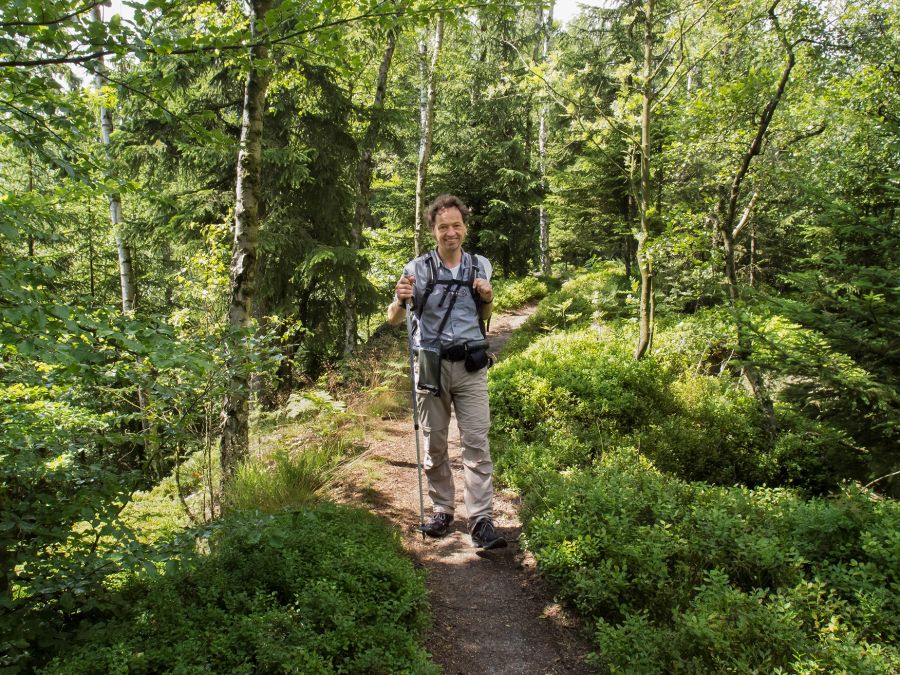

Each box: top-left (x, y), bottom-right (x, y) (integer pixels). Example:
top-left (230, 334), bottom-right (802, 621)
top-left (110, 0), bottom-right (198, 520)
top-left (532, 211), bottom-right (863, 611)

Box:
top-left (404, 299), bottom-right (426, 539)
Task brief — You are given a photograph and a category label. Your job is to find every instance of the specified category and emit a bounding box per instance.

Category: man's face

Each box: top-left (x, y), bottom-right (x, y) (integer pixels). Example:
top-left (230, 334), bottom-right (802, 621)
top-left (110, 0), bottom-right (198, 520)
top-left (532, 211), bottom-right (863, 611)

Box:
top-left (433, 207), bottom-right (466, 254)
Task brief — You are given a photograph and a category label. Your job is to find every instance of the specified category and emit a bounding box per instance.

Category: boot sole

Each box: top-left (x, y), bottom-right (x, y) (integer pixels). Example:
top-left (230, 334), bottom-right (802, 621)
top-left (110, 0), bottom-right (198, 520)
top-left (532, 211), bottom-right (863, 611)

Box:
top-left (421, 528), bottom-right (450, 538)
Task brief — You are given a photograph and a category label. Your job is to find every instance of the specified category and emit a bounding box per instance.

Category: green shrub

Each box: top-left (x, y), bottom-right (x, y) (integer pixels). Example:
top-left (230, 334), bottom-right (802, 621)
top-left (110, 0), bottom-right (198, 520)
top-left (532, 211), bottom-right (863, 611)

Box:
top-left (524, 449), bottom-right (899, 673)
top-left (653, 308), bottom-right (889, 489)
top-left (492, 328), bottom-right (672, 439)
top-left (500, 264), bottom-right (629, 356)
top-left (640, 374), bottom-right (772, 485)
top-left (41, 504), bottom-right (437, 674)
top-left (225, 444), bottom-right (351, 513)
top-left (492, 275), bottom-right (551, 314)
top-left (651, 307), bottom-right (737, 375)
top-left (491, 327), bottom-right (778, 487)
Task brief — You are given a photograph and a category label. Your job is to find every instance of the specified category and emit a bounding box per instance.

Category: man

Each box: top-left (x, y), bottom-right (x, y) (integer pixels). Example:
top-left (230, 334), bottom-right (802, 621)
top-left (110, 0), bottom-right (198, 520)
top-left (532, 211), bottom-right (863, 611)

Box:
top-left (387, 194), bottom-right (506, 550)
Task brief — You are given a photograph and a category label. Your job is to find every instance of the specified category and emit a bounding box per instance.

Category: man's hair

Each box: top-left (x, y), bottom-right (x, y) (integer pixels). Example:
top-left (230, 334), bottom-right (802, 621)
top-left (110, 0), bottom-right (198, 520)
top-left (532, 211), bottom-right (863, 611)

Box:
top-left (426, 194), bottom-right (470, 229)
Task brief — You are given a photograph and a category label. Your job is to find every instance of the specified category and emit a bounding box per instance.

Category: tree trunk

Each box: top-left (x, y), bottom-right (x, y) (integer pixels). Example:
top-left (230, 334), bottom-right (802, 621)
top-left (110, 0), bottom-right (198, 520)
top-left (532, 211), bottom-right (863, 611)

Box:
top-left (750, 220), bottom-right (757, 288)
top-left (538, 2), bottom-right (554, 275)
top-left (345, 19), bottom-right (400, 357)
top-left (27, 157), bottom-right (35, 257)
top-left (715, 3), bottom-right (794, 435)
top-left (88, 224), bottom-right (95, 296)
top-left (635, 0), bottom-right (655, 360)
top-left (623, 192), bottom-right (634, 278)
top-left (92, 6), bottom-right (136, 313)
top-left (220, 0), bottom-right (273, 489)
top-left (414, 16), bottom-right (444, 256)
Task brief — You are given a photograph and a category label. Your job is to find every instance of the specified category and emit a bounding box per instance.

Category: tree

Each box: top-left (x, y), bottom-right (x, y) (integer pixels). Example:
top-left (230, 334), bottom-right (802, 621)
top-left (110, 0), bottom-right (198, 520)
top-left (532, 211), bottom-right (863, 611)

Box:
top-left (346, 6), bottom-right (403, 356)
top-left (537, 2), bottom-right (554, 274)
top-left (91, 5), bottom-right (137, 314)
top-left (220, 0), bottom-right (274, 487)
top-left (414, 15), bottom-right (445, 256)
top-left (711, 1), bottom-right (797, 430)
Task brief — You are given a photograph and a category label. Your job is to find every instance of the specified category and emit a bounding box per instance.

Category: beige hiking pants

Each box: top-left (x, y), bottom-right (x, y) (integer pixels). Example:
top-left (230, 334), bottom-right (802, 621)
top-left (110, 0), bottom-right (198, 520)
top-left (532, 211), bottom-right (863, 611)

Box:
top-left (417, 358), bottom-right (493, 523)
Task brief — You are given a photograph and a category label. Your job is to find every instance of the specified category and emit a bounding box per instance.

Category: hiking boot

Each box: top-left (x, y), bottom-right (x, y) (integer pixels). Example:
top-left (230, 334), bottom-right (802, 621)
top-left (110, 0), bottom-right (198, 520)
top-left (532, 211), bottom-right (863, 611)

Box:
top-left (420, 512), bottom-right (453, 537)
top-left (470, 518), bottom-right (507, 550)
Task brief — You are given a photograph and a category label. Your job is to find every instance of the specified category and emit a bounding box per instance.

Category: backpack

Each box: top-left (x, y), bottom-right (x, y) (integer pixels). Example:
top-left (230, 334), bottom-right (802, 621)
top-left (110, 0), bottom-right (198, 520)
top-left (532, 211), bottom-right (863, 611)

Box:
top-left (413, 250), bottom-right (488, 339)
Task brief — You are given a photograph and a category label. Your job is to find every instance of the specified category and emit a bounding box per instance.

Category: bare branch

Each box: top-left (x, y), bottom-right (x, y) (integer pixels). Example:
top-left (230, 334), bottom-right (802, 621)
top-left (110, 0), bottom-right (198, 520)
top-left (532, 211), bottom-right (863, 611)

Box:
top-left (720, 0), bottom-right (795, 234)
top-left (732, 190), bottom-right (758, 241)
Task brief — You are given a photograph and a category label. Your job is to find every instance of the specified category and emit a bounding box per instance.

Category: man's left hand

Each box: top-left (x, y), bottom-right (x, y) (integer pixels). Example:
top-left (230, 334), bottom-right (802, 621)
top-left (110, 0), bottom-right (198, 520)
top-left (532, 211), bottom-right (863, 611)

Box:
top-left (473, 278), bottom-right (493, 303)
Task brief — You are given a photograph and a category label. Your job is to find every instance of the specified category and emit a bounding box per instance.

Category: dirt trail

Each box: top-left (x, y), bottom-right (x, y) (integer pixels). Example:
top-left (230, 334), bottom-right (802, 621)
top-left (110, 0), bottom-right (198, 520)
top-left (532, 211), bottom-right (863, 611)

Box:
top-left (337, 304), bottom-right (593, 674)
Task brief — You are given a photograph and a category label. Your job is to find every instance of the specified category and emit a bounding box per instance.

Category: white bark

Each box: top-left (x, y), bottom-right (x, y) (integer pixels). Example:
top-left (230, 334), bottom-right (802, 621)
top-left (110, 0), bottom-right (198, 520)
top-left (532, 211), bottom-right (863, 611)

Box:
top-left (537, 2), bottom-right (554, 275)
top-left (635, 0), bottom-right (655, 360)
top-left (414, 16), bottom-right (444, 256)
top-left (92, 6), bottom-right (136, 313)
top-left (220, 0), bottom-right (273, 487)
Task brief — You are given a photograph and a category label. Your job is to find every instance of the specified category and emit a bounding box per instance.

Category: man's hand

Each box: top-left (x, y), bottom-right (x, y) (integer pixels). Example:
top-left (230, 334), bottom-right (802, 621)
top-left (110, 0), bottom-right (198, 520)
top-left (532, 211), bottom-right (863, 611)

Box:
top-left (387, 275), bottom-right (415, 326)
top-left (473, 277), bottom-right (493, 303)
top-left (395, 274), bottom-right (416, 304)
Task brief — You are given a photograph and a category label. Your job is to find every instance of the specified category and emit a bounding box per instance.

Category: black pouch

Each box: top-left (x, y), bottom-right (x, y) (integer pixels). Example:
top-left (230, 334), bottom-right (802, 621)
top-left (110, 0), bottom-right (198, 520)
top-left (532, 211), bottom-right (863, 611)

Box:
top-left (417, 347), bottom-right (441, 395)
top-left (464, 343), bottom-right (490, 372)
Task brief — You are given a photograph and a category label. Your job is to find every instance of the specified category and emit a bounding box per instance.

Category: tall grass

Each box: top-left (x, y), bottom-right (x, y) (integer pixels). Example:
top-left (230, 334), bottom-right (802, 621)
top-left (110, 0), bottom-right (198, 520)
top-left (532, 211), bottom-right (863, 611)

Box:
top-left (226, 442), bottom-right (353, 513)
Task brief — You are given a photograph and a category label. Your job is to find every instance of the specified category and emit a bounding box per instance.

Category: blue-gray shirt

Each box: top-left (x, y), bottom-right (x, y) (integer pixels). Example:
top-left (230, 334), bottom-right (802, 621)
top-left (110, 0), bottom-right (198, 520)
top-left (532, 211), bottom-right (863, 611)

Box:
top-left (400, 249), bottom-right (492, 351)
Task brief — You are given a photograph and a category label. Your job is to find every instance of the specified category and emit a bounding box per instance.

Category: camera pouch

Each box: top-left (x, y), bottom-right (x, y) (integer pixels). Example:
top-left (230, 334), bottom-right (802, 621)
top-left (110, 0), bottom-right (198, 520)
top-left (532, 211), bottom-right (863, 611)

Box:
top-left (464, 341), bottom-right (491, 372)
top-left (417, 347), bottom-right (441, 396)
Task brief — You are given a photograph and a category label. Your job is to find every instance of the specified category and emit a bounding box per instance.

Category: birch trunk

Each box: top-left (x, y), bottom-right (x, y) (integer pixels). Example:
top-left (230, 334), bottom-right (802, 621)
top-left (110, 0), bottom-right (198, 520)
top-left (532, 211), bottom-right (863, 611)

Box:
top-left (537, 2), bottom-right (554, 275)
top-left (92, 6), bottom-right (136, 313)
top-left (345, 21), bottom-right (400, 357)
top-left (414, 16), bottom-right (444, 256)
top-left (220, 0), bottom-right (273, 487)
top-left (635, 0), bottom-right (655, 360)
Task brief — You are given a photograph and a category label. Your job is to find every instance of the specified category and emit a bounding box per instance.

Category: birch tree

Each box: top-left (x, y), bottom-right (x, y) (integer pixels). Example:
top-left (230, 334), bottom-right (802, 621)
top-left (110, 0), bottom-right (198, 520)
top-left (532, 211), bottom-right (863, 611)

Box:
top-left (414, 15), bottom-right (445, 256)
top-left (634, 0), bottom-right (656, 359)
top-left (91, 6), bottom-right (136, 314)
top-left (537, 2), bottom-right (554, 275)
top-left (220, 0), bottom-right (274, 487)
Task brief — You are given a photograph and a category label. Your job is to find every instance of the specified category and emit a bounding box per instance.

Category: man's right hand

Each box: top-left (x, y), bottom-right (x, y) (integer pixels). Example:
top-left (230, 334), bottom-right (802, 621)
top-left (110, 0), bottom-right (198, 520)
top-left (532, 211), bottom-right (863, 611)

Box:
top-left (395, 275), bottom-right (416, 304)
top-left (387, 275), bottom-right (415, 325)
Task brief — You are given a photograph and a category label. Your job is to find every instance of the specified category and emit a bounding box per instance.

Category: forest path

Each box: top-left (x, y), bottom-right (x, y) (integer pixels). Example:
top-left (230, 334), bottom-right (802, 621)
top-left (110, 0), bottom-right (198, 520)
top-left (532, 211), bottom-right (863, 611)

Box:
top-left (336, 303), bottom-right (593, 674)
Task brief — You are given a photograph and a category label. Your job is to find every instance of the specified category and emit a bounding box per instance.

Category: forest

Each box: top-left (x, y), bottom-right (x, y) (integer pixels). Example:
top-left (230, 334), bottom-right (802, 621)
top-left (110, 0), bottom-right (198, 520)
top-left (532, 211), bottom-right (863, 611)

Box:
top-left (1, 0), bottom-right (897, 671)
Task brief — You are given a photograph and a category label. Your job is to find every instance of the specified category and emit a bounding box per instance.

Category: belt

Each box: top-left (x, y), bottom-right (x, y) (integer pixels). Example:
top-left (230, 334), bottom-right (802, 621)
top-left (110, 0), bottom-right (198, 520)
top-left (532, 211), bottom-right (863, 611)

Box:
top-left (441, 344), bottom-right (468, 362)
top-left (414, 341), bottom-right (488, 362)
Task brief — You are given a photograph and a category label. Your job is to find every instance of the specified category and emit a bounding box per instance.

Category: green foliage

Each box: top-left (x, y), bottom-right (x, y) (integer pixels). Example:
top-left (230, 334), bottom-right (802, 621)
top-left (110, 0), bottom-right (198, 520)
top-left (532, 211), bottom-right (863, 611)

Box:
top-left (491, 320), bottom-right (783, 489)
top-left (500, 264), bottom-right (629, 355)
top-left (225, 444), bottom-right (351, 514)
top-left (40, 505), bottom-right (437, 674)
top-left (426, 10), bottom-right (544, 276)
top-left (0, 231), bottom-right (282, 669)
top-left (491, 275), bottom-right (552, 314)
top-left (518, 449), bottom-right (899, 673)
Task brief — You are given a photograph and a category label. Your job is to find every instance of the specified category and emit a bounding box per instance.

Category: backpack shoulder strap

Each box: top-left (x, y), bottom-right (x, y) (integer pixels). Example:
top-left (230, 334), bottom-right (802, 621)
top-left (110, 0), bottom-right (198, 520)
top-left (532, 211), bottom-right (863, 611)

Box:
top-left (414, 251), bottom-right (439, 319)
top-left (467, 253), bottom-right (490, 338)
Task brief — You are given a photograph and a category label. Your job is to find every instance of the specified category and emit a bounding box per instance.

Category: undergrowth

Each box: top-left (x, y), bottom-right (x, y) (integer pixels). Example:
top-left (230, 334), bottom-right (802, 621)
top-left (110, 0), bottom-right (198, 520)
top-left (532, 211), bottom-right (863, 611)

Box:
top-left (489, 267), bottom-right (897, 671)
top-left (523, 449), bottom-right (899, 673)
top-left (500, 262), bottom-right (630, 356)
top-left (17, 340), bottom-right (434, 673)
top-left (41, 505), bottom-right (436, 674)
top-left (491, 275), bottom-right (554, 314)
